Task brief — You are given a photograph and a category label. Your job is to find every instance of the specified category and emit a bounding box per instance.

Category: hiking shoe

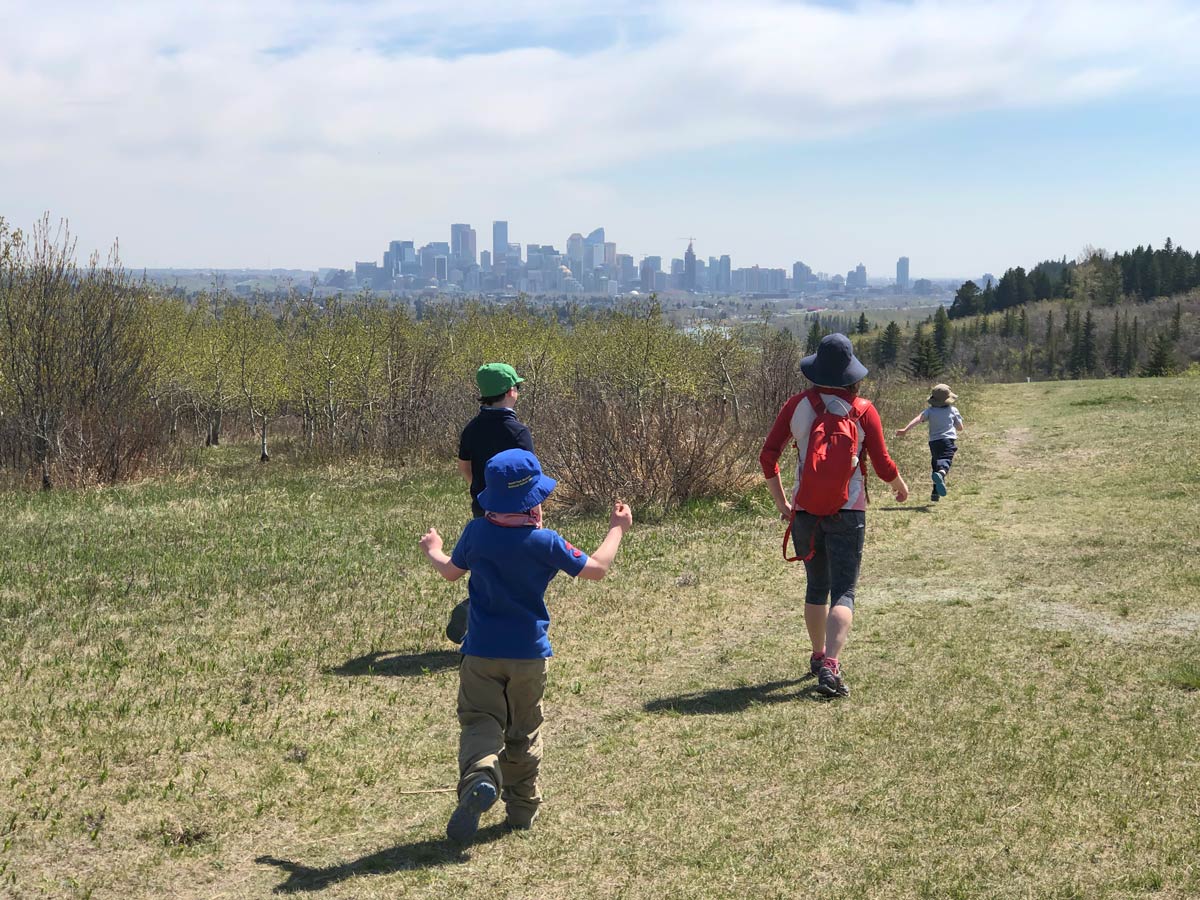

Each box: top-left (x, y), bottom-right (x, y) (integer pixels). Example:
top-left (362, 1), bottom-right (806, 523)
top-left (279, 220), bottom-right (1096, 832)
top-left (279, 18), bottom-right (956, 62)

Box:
top-left (816, 660), bottom-right (850, 698)
top-left (930, 490), bottom-right (940, 503)
top-left (445, 598), bottom-right (469, 644)
top-left (809, 653), bottom-right (826, 676)
top-left (506, 807), bottom-right (539, 831)
top-left (932, 470), bottom-right (947, 497)
top-left (447, 777), bottom-right (498, 844)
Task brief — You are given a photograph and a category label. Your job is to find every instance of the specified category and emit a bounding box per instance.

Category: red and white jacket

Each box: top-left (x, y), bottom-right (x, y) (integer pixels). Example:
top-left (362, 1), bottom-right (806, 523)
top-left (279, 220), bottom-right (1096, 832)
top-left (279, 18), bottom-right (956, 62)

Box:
top-left (759, 388), bottom-right (899, 512)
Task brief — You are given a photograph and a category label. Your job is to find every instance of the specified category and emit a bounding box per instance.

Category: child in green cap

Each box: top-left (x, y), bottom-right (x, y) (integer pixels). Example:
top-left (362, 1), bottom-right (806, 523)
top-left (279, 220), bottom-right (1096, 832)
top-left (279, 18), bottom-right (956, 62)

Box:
top-left (444, 363), bottom-right (535, 643)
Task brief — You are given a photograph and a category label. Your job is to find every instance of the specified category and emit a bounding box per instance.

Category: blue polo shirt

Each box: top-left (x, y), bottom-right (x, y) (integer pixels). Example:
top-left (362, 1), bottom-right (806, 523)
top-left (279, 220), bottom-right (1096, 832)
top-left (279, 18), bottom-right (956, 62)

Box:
top-left (450, 518), bottom-right (589, 659)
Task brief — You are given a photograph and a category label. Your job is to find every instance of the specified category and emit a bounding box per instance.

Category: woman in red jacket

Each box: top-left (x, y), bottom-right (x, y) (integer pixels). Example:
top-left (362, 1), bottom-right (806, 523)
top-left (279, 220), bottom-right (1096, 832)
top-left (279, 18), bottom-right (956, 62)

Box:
top-left (759, 333), bottom-right (909, 698)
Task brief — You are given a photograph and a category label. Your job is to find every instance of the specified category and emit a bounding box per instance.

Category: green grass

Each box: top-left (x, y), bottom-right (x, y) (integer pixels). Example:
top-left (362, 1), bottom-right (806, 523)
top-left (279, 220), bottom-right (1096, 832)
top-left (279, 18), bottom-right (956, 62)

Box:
top-left (1, 378), bottom-right (1198, 898)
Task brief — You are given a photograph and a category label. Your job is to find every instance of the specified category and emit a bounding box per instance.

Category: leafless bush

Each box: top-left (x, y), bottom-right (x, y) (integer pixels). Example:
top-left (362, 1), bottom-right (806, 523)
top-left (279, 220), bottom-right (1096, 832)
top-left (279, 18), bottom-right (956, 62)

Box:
top-left (538, 374), bottom-right (757, 512)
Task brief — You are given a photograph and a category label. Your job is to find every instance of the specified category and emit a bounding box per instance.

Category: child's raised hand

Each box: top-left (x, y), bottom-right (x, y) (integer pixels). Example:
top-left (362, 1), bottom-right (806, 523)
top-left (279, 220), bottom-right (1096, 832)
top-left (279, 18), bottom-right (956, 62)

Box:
top-left (418, 527), bottom-right (443, 555)
top-left (610, 502), bottom-right (633, 531)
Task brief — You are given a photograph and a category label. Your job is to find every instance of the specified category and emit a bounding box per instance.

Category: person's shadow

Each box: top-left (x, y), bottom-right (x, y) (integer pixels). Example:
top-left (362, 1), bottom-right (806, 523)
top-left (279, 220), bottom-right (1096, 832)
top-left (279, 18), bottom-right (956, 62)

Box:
top-left (326, 649), bottom-right (460, 678)
top-left (644, 677), bottom-right (822, 715)
top-left (256, 824), bottom-right (508, 893)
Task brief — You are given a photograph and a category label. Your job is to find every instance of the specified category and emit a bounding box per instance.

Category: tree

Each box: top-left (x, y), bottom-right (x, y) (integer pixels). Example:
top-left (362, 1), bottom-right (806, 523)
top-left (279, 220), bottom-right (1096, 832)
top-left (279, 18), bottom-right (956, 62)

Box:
top-left (949, 280), bottom-right (980, 319)
top-left (1105, 310), bottom-right (1122, 375)
top-left (906, 324), bottom-right (943, 380)
top-left (877, 321), bottom-right (902, 367)
top-left (932, 306), bottom-right (950, 362)
top-left (805, 319), bottom-right (822, 353)
top-left (1141, 331), bottom-right (1176, 377)
top-left (855, 312), bottom-right (870, 335)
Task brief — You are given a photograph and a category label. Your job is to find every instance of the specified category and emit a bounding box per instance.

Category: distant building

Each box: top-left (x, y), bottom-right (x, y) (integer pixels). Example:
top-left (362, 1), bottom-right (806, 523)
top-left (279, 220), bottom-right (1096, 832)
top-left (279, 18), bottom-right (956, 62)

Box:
top-left (492, 221), bottom-right (508, 261)
top-left (846, 263), bottom-right (867, 289)
top-left (451, 224), bottom-right (477, 266)
top-left (793, 261), bottom-right (812, 289)
top-left (480, 250), bottom-right (492, 272)
top-left (718, 255), bottom-right (731, 293)
top-left (684, 242), bottom-right (697, 291)
top-left (896, 256), bottom-right (910, 289)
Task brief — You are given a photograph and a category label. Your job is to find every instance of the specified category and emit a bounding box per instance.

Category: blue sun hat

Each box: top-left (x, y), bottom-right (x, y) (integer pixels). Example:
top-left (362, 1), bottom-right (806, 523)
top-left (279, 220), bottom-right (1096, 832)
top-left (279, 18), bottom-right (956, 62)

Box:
top-left (477, 449), bottom-right (557, 513)
top-left (800, 332), bottom-right (869, 387)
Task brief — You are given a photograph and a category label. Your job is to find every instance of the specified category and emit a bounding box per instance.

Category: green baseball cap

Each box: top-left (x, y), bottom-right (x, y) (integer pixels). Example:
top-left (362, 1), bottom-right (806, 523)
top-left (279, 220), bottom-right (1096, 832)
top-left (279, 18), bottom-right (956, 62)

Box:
top-left (476, 362), bottom-right (525, 396)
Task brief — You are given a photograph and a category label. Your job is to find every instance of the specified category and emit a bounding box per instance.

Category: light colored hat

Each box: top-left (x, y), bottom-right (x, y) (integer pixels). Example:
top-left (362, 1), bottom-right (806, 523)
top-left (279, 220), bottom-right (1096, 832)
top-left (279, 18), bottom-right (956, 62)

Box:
top-left (927, 384), bottom-right (957, 407)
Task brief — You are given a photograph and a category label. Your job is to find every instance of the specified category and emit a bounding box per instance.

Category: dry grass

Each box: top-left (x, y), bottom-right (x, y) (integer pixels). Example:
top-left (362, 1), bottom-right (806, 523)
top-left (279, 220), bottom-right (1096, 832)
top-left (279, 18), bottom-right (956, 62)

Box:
top-left (0, 378), bottom-right (1198, 898)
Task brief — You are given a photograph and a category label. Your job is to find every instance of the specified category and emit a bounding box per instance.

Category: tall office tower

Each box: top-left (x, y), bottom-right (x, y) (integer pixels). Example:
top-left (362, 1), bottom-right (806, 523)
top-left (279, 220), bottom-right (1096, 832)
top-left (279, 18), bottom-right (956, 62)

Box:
top-left (566, 233), bottom-right (584, 277)
top-left (719, 255), bottom-right (731, 292)
top-left (481, 250), bottom-right (492, 272)
top-left (684, 241), bottom-right (697, 291)
top-left (435, 256), bottom-right (449, 282)
top-left (451, 224), bottom-right (477, 266)
top-left (604, 242), bottom-right (617, 266)
top-left (639, 256), bottom-right (659, 292)
top-left (850, 263), bottom-right (866, 288)
top-left (896, 256), bottom-right (910, 289)
top-left (493, 221), bottom-right (508, 260)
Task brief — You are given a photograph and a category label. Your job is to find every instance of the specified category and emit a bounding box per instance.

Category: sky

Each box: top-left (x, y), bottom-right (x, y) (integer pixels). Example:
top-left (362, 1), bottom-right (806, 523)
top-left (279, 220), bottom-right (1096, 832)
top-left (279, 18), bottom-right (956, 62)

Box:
top-left (2, 0), bottom-right (1199, 279)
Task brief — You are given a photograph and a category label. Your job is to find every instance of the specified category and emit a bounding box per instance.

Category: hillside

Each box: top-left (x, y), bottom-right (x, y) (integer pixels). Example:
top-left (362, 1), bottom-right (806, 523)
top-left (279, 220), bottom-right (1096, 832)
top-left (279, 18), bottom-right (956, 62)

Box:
top-left (0, 378), bottom-right (1197, 899)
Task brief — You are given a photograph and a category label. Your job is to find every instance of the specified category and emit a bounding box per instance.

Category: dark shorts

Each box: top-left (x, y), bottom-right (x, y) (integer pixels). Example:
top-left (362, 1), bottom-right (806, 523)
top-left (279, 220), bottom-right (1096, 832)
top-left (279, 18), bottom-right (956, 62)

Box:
top-left (791, 509), bottom-right (866, 610)
top-left (929, 438), bottom-right (957, 474)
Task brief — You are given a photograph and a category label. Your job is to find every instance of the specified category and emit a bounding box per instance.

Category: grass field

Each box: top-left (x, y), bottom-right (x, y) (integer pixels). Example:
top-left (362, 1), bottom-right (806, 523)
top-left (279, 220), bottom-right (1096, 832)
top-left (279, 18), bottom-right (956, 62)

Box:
top-left (2, 378), bottom-right (1198, 899)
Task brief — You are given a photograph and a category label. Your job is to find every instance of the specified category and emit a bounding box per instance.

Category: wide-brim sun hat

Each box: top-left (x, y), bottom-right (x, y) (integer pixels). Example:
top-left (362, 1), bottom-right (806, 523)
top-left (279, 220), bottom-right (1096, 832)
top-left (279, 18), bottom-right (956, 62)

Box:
top-left (800, 333), bottom-right (869, 387)
top-left (477, 448), bottom-right (557, 513)
top-left (927, 384), bottom-right (958, 406)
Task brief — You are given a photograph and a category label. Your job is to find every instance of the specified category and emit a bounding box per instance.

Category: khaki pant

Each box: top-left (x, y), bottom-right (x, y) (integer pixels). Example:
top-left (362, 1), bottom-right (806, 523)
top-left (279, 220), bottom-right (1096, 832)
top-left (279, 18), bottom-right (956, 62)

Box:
top-left (457, 654), bottom-right (548, 825)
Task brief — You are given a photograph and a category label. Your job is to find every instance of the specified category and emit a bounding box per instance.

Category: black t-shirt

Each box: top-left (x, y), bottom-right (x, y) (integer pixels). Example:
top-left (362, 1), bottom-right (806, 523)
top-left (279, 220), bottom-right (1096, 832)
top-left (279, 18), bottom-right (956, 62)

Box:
top-left (458, 407), bottom-right (534, 516)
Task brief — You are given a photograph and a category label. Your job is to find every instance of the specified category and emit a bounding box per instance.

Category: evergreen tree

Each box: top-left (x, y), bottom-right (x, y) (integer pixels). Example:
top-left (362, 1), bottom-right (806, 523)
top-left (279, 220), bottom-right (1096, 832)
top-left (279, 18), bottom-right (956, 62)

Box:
top-left (1124, 316), bottom-right (1140, 374)
top-left (1044, 310), bottom-right (1059, 376)
top-left (907, 324), bottom-right (943, 379)
top-left (1081, 309), bottom-right (1097, 374)
top-left (877, 321), bottom-right (902, 367)
top-left (856, 312), bottom-right (870, 335)
top-left (1106, 311), bottom-right (1122, 375)
top-left (1141, 331), bottom-right (1176, 377)
top-left (932, 306), bottom-right (950, 361)
top-left (1172, 300), bottom-right (1183, 341)
top-left (805, 319), bottom-right (822, 353)
top-left (1018, 307), bottom-right (1029, 341)
top-left (949, 281), bottom-right (981, 319)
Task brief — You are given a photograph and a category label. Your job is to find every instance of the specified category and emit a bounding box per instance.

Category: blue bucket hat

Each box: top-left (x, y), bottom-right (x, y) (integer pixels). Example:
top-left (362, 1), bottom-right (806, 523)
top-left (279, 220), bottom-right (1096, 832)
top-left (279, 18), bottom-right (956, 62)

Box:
top-left (477, 449), bottom-right (557, 513)
top-left (800, 332), bottom-right (869, 387)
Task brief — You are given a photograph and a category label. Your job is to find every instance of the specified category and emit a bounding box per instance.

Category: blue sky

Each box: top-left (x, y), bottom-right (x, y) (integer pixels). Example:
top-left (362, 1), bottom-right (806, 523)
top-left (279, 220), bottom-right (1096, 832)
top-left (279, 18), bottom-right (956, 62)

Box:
top-left (2, 0), bottom-right (1198, 279)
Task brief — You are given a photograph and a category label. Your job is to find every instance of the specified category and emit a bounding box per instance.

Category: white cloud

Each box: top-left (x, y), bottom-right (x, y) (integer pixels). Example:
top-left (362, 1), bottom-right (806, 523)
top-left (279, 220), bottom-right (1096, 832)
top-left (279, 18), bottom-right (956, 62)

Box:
top-left (1, 0), bottom-right (1198, 270)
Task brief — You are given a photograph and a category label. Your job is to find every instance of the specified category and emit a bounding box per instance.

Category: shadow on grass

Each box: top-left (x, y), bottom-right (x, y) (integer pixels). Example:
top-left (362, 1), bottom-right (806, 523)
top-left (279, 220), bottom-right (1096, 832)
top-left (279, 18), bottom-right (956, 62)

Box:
top-left (876, 504), bottom-right (934, 513)
top-left (326, 649), bottom-right (460, 678)
top-left (256, 824), bottom-right (508, 893)
top-left (644, 677), bottom-right (826, 715)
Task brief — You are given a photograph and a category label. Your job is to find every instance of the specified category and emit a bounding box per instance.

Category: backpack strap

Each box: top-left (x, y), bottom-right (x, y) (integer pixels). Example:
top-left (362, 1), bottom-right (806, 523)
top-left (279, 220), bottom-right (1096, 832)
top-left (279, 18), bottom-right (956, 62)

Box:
top-left (808, 391), bottom-right (826, 416)
top-left (781, 507), bottom-right (817, 562)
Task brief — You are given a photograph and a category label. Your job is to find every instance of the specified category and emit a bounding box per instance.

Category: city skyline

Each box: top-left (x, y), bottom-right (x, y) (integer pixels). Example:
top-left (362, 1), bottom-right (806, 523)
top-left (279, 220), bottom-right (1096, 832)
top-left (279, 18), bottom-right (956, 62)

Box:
top-left (3, 1), bottom-right (1199, 277)
top-left (343, 218), bottom-right (937, 296)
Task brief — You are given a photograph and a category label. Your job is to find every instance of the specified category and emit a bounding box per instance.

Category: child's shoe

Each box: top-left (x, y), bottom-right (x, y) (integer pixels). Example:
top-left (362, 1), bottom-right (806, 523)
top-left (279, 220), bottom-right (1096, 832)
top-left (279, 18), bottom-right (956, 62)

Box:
top-left (447, 777), bottom-right (498, 844)
top-left (809, 652), bottom-right (826, 676)
top-left (932, 470), bottom-right (947, 496)
top-left (816, 658), bottom-right (850, 698)
top-left (930, 490), bottom-right (939, 503)
top-left (506, 806), bottom-right (539, 831)
top-left (445, 599), bottom-right (469, 644)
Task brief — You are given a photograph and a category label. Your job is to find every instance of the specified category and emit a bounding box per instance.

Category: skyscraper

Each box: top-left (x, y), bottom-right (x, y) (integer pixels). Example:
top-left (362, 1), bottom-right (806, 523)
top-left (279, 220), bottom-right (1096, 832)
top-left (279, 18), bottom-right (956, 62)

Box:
top-left (896, 256), bottom-right (910, 289)
top-left (492, 221), bottom-right (508, 261)
top-left (719, 255), bottom-right (731, 292)
top-left (451, 224), bottom-right (477, 266)
top-left (684, 241), bottom-right (697, 291)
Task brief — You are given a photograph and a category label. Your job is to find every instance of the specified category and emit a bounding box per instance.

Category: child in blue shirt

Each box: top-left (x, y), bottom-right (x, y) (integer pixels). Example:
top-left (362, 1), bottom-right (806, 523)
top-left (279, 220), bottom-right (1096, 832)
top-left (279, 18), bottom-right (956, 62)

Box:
top-left (419, 448), bottom-right (633, 844)
top-left (896, 383), bottom-right (965, 502)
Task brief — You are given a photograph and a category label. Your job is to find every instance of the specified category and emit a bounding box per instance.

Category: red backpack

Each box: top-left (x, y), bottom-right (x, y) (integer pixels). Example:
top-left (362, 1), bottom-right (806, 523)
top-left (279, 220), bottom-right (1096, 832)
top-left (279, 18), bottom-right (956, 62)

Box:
top-left (783, 390), bottom-right (865, 561)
